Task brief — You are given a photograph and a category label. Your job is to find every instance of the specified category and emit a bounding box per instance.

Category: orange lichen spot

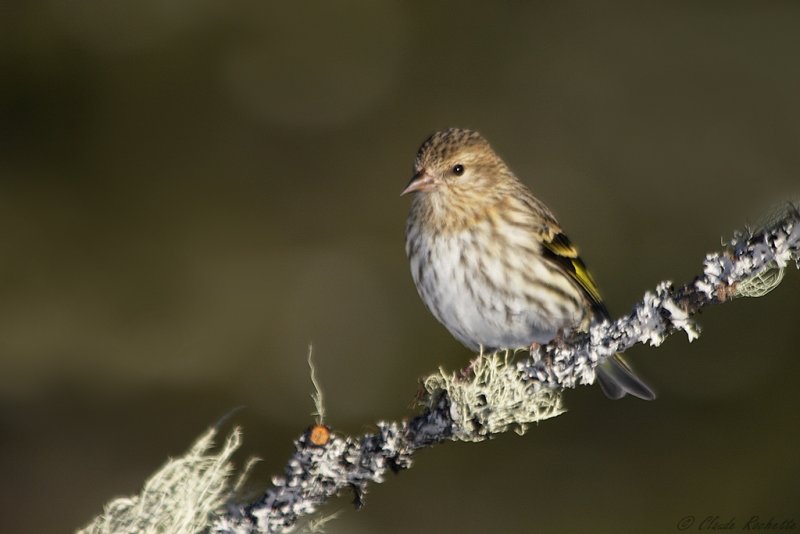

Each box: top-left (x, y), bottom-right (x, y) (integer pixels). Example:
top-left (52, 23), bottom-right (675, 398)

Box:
top-left (308, 424), bottom-right (331, 447)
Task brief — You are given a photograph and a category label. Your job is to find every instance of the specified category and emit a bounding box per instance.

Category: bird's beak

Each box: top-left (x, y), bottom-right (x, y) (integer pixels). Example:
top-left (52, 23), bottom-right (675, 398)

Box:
top-left (401, 170), bottom-right (434, 196)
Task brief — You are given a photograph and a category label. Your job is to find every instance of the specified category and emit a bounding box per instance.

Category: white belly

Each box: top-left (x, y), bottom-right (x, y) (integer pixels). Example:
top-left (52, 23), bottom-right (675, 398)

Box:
top-left (407, 226), bottom-right (585, 352)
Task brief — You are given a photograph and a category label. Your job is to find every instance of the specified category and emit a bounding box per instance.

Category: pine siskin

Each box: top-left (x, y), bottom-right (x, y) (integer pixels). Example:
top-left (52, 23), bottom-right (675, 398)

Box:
top-left (402, 128), bottom-right (654, 400)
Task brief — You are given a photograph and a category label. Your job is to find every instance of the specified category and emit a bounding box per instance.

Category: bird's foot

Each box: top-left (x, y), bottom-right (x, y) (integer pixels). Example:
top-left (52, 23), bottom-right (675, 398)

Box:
top-left (456, 357), bottom-right (480, 382)
top-left (530, 341), bottom-right (554, 368)
top-left (552, 328), bottom-right (567, 346)
top-left (410, 380), bottom-right (429, 408)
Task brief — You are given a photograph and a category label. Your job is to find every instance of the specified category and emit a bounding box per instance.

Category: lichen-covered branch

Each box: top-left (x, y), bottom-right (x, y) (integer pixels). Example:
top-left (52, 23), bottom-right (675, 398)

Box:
top-left (79, 428), bottom-right (245, 534)
top-left (209, 204), bottom-right (799, 533)
top-left (78, 205), bottom-right (800, 534)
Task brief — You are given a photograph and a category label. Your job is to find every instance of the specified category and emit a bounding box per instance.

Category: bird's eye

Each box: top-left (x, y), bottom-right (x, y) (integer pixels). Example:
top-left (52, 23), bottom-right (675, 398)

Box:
top-left (452, 164), bottom-right (465, 176)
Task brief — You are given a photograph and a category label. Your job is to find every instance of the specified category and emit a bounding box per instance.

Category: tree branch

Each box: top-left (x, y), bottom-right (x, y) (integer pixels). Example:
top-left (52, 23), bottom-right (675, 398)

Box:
top-left (79, 204), bottom-right (800, 534)
top-left (213, 203), bottom-right (800, 533)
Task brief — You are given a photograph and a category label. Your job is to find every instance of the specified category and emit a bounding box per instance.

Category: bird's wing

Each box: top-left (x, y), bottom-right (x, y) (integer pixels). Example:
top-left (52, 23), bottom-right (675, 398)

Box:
top-left (539, 228), bottom-right (656, 400)
top-left (538, 230), bottom-right (610, 318)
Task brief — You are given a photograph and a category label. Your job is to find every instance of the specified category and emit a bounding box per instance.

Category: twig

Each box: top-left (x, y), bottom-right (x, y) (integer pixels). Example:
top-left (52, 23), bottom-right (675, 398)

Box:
top-left (211, 203), bottom-right (800, 533)
top-left (85, 205), bottom-right (800, 534)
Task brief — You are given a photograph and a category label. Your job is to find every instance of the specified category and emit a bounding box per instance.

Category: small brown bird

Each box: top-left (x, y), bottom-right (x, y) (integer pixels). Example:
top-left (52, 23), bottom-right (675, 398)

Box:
top-left (402, 128), bottom-right (654, 400)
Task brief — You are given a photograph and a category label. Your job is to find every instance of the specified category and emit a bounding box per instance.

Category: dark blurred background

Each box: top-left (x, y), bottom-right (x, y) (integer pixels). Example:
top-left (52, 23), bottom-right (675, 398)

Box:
top-left (1, 2), bottom-right (799, 533)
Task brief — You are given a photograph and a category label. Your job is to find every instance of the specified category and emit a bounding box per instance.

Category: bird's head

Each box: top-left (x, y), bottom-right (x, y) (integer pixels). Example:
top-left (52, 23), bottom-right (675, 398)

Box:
top-left (401, 128), bottom-right (514, 200)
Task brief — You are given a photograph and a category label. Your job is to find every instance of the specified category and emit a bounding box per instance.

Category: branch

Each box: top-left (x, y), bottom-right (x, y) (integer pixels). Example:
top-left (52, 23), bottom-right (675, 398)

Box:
top-left (78, 204), bottom-right (800, 534)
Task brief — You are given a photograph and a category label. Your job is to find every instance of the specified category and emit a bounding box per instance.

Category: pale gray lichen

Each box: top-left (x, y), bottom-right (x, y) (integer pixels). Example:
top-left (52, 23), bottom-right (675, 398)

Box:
top-left (661, 298), bottom-right (700, 342)
top-left (423, 352), bottom-right (565, 440)
top-left (703, 203), bottom-right (800, 299)
top-left (736, 260), bottom-right (785, 298)
top-left (80, 427), bottom-right (243, 534)
top-left (220, 420), bottom-right (416, 534)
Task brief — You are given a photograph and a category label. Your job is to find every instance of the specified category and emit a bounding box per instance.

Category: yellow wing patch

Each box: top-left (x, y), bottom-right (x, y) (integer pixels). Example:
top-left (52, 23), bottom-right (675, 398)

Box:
top-left (541, 231), bottom-right (607, 316)
top-left (569, 256), bottom-right (603, 305)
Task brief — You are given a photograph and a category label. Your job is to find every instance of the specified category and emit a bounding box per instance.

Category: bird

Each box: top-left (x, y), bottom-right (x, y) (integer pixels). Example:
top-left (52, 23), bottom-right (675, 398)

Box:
top-left (401, 127), bottom-right (654, 400)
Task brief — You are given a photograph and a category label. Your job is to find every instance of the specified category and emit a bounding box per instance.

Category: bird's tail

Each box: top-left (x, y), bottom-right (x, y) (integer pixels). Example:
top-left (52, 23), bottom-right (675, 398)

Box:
top-left (596, 354), bottom-right (655, 400)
